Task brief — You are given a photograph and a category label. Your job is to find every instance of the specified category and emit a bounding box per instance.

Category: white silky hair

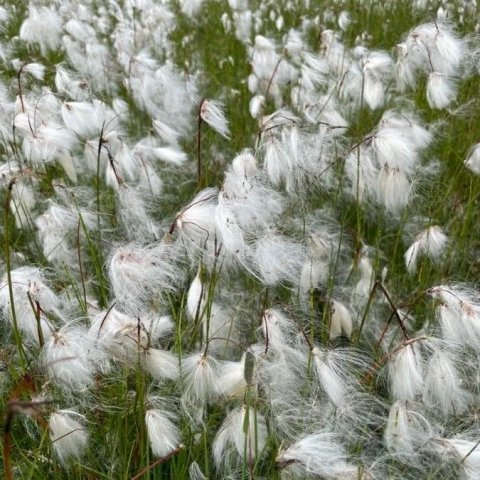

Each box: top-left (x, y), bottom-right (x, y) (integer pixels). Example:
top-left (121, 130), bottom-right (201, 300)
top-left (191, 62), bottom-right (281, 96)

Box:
top-left (186, 269), bottom-right (204, 322)
top-left (376, 166), bottom-right (412, 213)
top-left (88, 308), bottom-right (173, 365)
top-left (217, 359), bottom-right (248, 399)
top-left (10, 181), bottom-right (36, 229)
top-left (426, 72), bottom-right (457, 109)
top-left (361, 50), bottom-right (393, 110)
top-left (428, 285), bottom-right (480, 351)
top-left (441, 438), bottom-right (480, 479)
top-left (329, 300), bottom-right (353, 338)
top-left (0, 266), bottom-right (62, 344)
top-left (41, 324), bottom-right (96, 391)
top-left (252, 231), bottom-right (305, 286)
top-left (153, 146), bottom-right (188, 166)
top-left (221, 152), bottom-right (284, 232)
top-left (35, 201), bottom-right (96, 266)
top-left (174, 187), bottom-right (219, 257)
top-left (144, 348), bottom-right (180, 381)
top-left (19, 6), bottom-right (63, 56)
top-left (404, 225), bottom-right (448, 274)
top-left (465, 143), bottom-right (480, 175)
top-left (422, 348), bottom-right (472, 415)
top-left (145, 408), bottom-right (181, 458)
top-left (276, 431), bottom-right (358, 479)
top-left (49, 410), bottom-right (89, 464)
top-left (261, 308), bottom-right (299, 354)
top-left (395, 22), bottom-right (465, 90)
top-left (384, 401), bottom-right (432, 457)
top-left (344, 145), bottom-right (378, 204)
top-left (108, 241), bottom-right (182, 315)
top-left (352, 255), bottom-right (375, 308)
top-left (153, 119), bottom-right (182, 146)
top-left (115, 186), bottom-right (162, 241)
top-left (181, 352), bottom-right (220, 406)
top-left (215, 195), bottom-right (247, 259)
top-left (55, 65), bottom-right (92, 101)
top-left (388, 342), bottom-right (425, 401)
top-left (61, 101), bottom-right (111, 139)
top-left (212, 405), bottom-right (267, 470)
top-left (200, 99), bottom-right (230, 139)
top-left (312, 347), bottom-right (367, 408)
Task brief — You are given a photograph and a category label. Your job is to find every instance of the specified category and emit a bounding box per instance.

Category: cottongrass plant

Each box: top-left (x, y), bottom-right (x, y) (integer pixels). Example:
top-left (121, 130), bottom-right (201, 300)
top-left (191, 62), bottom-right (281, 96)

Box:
top-left (1, 1), bottom-right (480, 479)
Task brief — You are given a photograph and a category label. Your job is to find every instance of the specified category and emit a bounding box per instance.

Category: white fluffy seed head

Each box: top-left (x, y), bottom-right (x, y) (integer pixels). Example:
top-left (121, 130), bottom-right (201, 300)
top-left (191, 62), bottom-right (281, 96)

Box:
top-left (200, 99), bottom-right (230, 139)
top-left (252, 232), bottom-right (305, 286)
top-left (49, 410), bottom-right (88, 464)
top-left (276, 431), bottom-right (357, 479)
top-left (217, 360), bottom-right (248, 399)
top-left (182, 353), bottom-right (219, 406)
top-left (422, 349), bottom-right (472, 415)
top-left (108, 242), bottom-right (182, 314)
top-left (145, 349), bottom-right (180, 382)
top-left (0, 266), bottom-right (60, 344)
top-left (384, 401), bottom-right (431, 457)
top-left (465, 143), bottom-right (480, 175)
top-left (213, 406), bottom-right (267, 470)
top-left (426, 72), bottom-right (457, 109)
top-left (376, 166), bottom-right (412, 212)
top-left (145, 409), bottom-right (181, 458)
top-left (174, 188), bottom-right (218, 256)
top-left (389, 343), bottom-right (424, 401)
top-left (329, 300), bottom-right (353, 338)
top-left (41, 325), bottom-right (95, 391)
top-left (405, 226), bottom-right (448, 274)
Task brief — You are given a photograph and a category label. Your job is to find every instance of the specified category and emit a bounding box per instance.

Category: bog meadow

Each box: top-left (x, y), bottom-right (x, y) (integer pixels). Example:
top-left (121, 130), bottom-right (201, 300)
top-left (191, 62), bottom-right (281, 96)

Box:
top-left (1, 0), bottom-right (480, 479)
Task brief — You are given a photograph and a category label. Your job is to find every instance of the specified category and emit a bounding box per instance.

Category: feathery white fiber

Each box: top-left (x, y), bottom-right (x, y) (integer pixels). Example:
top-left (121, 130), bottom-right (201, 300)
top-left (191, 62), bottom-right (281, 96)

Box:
top-left (186, 269), bottom-right (204, 322)
top-left (145, 408), bottom-right (181, 458)
top-left (213, 406), bottom-right (267, 470)
top-left (173, 188), bottom-right (218, 255)
top-left (200, 99), bottom-right (230, 139)
top-left (252, 232), bottom-right (305, 286)
top-left (145, 349), bottom-right (180, 382)
top-left (362, 51), bottom-right (393, 110)
top-left (0, 267), bottom-right (61, 344)
top-left (61, 101), bottom-right (105, 138)
top-left (376, 166), bottom-right (412, 212)
top-left (153, 146), bottom-right (188, 166)
top-left (89, 310), bottom-right (144, 362)
top-left (217, 359), bottom-right (248, 398)
top-left (182, 353), bottom-right (219, 405)
top-left (441, 438), bottom-right (480, 480)
top-left (19, 6), bottom-right (62, 55)
top-left (49, 410), bottom-right (88, 464)
top-left (329, 300), bottom-right (353, 338)
top-left (312, 347), bottom-right (348, 407)
top-left (384, 401), bottom-right (431, 457)
top-left (276, 431), bottom-right (357, 479)
top-left (426, 72), bottom-right (457, 109)
top-left (10, 181), bottom-right (36, 229)
top-left (299, 235), bottom-right (330, 298)
top-left (422, 349), bottom-right (472, 415)
top-left (312, 347), bottom-right (365, 407)
top-left (41, 325), bottom-right (95, 391)
top-left (428, 285), bottom-right (480, 351)
top-left (108, 242), bottom-right (181, 314)
top-left (389, 342), bottom-right (425, 401)
top-left (465, 143), bottom-right (480, 175)
top-left (261, 308), bottom-right (298, 354)
top-left (404, 226), bottom-right (448, 274)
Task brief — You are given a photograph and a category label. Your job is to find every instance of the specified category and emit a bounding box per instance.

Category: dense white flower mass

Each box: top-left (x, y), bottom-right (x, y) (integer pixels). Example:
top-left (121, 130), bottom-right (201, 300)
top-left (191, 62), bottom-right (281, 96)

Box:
top-left (0, 0), bottom-right (479, 478)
